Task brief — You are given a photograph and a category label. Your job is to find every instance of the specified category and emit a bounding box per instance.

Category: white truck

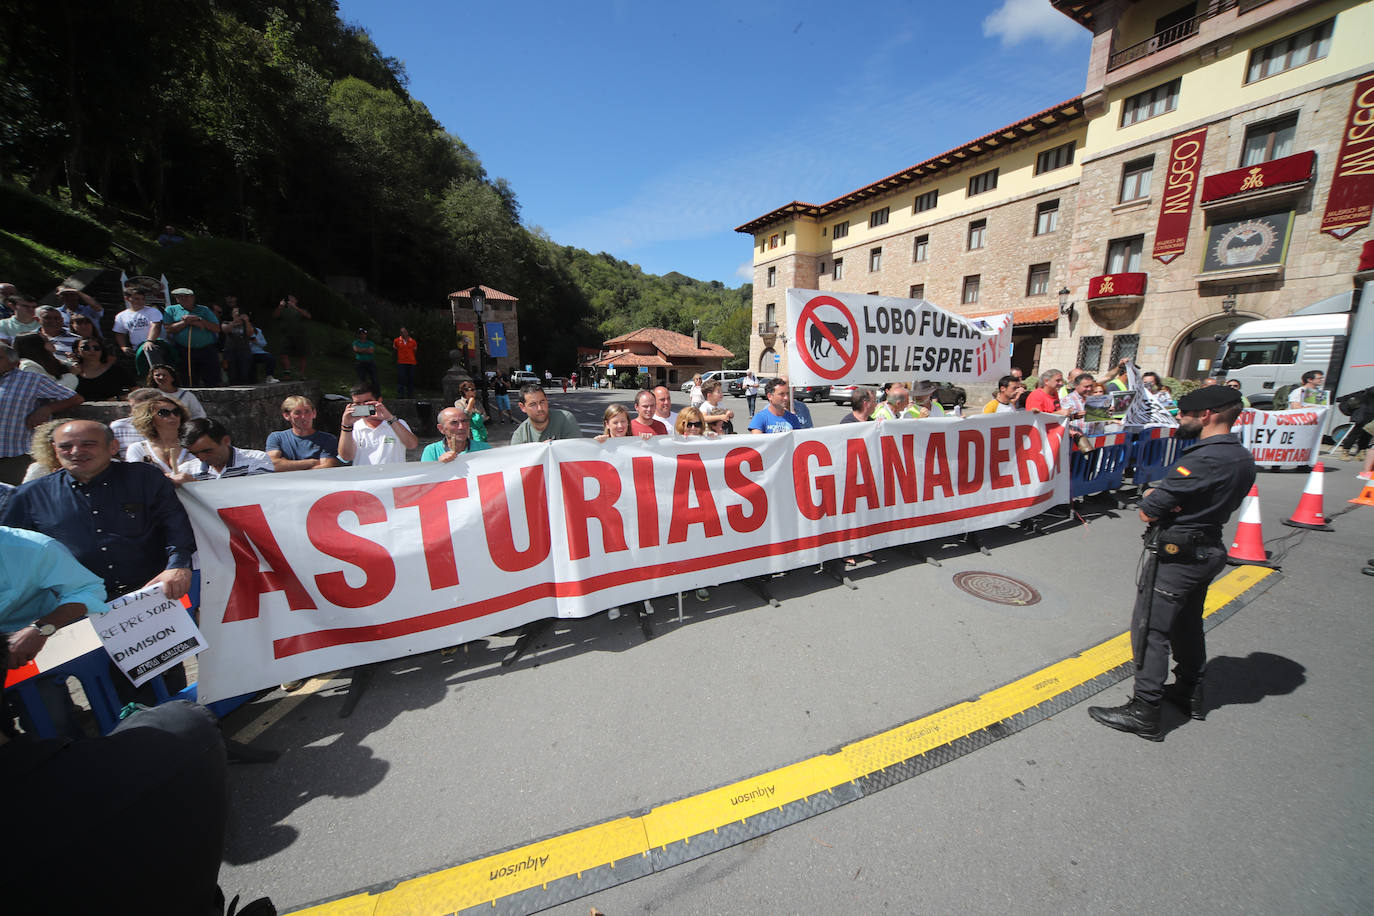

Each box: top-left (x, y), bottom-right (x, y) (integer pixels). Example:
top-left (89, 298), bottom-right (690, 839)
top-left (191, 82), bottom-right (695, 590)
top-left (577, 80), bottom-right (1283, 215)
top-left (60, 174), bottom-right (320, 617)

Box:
top-left (1217, 279), bottom-right (1374, 443)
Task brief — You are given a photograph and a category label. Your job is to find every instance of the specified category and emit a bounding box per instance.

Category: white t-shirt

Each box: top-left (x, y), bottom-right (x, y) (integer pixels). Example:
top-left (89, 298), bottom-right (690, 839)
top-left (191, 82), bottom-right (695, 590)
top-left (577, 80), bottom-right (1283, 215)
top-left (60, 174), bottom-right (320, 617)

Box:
top-left (655, 411), bottom-right (678, 430)
top-left (126, 440), bottom-right (193, 473)
top-left (165, 387), bottom-right (206, 419)
top-left (112, 306), bottom-right (164, 347)
top-left (349, 418), bottom-right (412, 465)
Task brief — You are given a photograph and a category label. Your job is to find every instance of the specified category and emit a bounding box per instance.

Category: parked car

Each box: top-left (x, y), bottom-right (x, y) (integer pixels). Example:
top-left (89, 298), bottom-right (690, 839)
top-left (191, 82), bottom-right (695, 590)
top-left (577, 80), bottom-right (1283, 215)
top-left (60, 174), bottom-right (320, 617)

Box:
top-left (510, 369), bottom-right (540, 387)
top-left (933, 383), bottom-right (967, 409)
top-left (728, 375), bottom-right (778, 397)
top-left (681, 369), bottom-right (748, 394)
top-left (791, 383), bottom-right (831, 402)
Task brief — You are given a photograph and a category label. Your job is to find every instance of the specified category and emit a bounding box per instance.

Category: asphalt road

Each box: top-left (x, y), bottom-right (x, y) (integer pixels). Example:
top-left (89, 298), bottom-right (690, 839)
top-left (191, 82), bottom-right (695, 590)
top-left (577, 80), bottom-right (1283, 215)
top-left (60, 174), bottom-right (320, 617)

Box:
top-left (214, 390), bottom-right (1374, 914)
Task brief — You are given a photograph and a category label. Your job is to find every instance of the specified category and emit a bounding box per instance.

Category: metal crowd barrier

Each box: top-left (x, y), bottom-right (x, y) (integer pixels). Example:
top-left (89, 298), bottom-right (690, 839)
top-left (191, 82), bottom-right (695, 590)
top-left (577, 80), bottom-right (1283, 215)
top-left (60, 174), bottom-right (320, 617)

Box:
top-left (1069, 432), bottom-right (1132, 501)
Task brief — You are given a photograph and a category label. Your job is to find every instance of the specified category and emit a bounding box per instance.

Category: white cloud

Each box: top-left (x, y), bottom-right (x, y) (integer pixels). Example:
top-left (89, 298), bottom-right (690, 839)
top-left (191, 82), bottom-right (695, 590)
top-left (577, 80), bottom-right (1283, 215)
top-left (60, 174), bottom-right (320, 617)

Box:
top-left (982, 0), bottom-right (1082, 47)
top-left (735, 261), bottom-right (754, 280)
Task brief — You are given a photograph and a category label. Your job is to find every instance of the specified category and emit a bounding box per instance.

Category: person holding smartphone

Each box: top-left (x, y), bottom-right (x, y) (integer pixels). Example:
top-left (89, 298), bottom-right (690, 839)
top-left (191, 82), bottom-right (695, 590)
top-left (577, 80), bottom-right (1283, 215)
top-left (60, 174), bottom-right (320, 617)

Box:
top-left (337, 382), bottom-right (417, 466)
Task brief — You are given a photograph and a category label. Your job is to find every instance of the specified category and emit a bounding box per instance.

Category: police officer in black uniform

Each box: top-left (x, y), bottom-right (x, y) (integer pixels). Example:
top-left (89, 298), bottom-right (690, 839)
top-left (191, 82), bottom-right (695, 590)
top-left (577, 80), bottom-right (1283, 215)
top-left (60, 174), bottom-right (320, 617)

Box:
top-left (1088, 385), bottom-right (1256, 740)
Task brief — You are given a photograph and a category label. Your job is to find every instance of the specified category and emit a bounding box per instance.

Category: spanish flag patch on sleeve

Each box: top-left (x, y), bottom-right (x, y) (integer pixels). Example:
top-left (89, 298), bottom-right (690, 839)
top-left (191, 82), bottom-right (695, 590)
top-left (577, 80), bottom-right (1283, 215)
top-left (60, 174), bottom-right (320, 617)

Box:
top-left (1175, 466), bottom-right (1191, 477)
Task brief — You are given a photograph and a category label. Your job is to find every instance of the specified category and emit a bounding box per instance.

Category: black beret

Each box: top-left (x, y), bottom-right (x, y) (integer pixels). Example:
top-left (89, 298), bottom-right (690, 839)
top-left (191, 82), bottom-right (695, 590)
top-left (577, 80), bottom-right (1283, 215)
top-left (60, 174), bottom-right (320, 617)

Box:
top-left (1176, 385), bottom-right (1243, 412)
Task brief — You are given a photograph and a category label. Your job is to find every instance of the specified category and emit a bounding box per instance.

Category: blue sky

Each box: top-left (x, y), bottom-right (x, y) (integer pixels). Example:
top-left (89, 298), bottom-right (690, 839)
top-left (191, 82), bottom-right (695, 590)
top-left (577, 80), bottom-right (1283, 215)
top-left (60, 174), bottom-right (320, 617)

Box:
top-left (335, 0), bottom-right (1091, 286)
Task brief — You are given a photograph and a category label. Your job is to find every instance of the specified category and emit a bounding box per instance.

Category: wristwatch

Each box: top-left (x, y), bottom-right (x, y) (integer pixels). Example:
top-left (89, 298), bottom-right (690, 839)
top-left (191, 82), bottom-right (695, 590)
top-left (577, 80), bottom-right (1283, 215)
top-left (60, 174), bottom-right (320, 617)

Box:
top-left (30, 621), bottom-right (57, 637)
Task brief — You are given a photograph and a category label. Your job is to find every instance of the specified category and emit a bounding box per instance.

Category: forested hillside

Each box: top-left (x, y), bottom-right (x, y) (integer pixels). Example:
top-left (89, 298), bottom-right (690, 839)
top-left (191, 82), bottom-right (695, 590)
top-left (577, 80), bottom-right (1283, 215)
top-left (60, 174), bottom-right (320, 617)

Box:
top-left (0, 0), bottom-right (749, 368)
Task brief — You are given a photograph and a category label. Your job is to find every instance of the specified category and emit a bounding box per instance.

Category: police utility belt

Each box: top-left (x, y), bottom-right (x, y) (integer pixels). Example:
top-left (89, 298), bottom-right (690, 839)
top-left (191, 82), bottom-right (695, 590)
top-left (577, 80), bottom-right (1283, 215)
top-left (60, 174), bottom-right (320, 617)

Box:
top-left (1143, 526), bottom-right (1213, 563)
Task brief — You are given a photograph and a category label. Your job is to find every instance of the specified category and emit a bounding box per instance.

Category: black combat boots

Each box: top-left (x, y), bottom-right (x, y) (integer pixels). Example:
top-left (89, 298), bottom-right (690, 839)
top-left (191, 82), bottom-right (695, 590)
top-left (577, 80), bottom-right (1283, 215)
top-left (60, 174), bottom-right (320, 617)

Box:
top-left (1163, 679), bottom-right (1205, 720)
top-left (1087, 696), bottom-right (1163, 741)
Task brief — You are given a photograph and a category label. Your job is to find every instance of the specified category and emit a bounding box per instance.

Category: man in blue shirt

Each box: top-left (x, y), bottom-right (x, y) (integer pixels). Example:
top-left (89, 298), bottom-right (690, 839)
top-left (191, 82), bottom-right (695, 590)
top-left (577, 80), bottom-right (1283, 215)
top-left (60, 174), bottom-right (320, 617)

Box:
top-left (265, 395), bottom-right (341, 471)
top-left (0, 526), bottom-right (108, 669)
top-left (749, 378), bottom-right (804, 434)
top-left (0, 420), bottom-right (195, 602)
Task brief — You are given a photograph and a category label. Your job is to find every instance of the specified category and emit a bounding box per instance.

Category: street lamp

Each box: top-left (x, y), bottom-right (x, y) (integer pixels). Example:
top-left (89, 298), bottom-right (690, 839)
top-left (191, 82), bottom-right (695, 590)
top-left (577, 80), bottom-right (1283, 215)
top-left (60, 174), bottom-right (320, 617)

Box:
top-left (1058, 286), bottom-right (1076, 319)
top-left (470, 285), bottom-right (491, 415)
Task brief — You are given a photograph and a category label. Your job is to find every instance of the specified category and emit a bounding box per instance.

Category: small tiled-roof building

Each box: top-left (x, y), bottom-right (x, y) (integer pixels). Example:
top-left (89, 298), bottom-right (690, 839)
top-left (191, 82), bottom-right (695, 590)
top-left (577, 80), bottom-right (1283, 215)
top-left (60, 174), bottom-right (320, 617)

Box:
top-left (587, 327), bottom-right (734, 387)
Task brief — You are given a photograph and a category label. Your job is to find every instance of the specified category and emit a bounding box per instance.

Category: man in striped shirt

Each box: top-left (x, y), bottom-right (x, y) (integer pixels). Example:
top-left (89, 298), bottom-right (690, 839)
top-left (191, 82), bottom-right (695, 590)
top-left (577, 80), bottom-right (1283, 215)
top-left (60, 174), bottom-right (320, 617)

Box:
top-left (174, 417), bottom-right (274, 481)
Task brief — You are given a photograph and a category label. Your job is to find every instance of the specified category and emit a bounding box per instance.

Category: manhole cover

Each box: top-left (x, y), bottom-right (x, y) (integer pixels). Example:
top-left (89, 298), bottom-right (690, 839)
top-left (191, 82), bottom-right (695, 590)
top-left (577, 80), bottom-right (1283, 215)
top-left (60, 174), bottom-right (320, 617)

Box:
top-left (951, 571), bottom-right (1041, 607)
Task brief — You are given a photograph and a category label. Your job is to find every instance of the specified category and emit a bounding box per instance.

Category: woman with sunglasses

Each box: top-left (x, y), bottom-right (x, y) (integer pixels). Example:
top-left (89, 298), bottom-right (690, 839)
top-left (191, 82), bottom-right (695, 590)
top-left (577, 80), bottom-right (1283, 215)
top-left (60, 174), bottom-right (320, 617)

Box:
top-left (72, 338), bottom-right (130, 402)
top-left (145, 363), bottom-right (206, 419)
top-left (125, 396), bottom-right (193, 473)
top-left (454, 380), bottom-right (489, 443)
top-left (595, 404), bottom-right (631, 443)
top-left (674, 406), bottom-right (709, 438)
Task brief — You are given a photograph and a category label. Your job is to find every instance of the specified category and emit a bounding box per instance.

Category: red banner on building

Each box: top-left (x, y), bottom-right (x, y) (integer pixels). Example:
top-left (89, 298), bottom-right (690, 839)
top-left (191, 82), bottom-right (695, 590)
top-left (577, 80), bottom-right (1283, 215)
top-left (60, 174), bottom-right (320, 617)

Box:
top-left (1153, 127), bottom-right (1207, 264)
top-left (1321, 74), bottom-right (1374, 239)
top-left (1200, 150), bottom-right (1315, 203)
top-left (1087, 272), bottom-right (1147, 299)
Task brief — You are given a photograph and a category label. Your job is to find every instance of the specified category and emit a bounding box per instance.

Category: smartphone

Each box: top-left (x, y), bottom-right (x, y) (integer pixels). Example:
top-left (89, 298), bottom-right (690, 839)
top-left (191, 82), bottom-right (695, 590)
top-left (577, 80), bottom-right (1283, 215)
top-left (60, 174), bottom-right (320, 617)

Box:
top-left (352, 404), bottom-right (376, 417)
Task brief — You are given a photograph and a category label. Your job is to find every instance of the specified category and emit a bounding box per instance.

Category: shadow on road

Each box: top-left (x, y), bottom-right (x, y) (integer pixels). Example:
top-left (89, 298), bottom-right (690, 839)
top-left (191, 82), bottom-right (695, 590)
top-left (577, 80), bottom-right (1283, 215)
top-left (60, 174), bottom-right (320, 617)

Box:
top-left (1202, 651), bottom-right (1307, 715)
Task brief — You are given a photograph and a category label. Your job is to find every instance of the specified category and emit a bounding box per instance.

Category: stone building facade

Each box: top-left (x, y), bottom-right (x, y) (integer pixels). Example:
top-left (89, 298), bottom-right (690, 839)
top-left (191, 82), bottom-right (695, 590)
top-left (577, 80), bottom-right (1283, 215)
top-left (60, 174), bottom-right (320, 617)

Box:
top-left (739, 0), bottom-right (1373, 384)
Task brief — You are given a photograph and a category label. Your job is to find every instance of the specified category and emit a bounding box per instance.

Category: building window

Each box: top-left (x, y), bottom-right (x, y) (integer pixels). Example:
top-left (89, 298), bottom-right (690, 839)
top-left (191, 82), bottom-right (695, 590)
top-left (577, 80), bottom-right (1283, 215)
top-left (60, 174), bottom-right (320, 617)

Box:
top-left (967, 219), bottom-right (987, 250)
top-left (869, 206), bottom-right (889, 228)
top-left (1027, 262), bottom-right (1051, 296)
top-left (968, 168), bottom-right (999, 196)
top-left (910, 284), bottom-right (925, 300)
top-left (1077, 335), bottom-right (1104, 372)
top-left (833, 220), bottom-right (849, 239)
top-left (1246, 19), bottom-right (1333, 84)
top-left (1241, 113), bottom-right (1298, 166)
top-left (1121, 78), bottom-right (1180, 127)
top-left (765, 303), bottom-right (775, 328)
top-left (1106, 236), bottom-right (1144, 274)
top-left (1119, 156), bottom-right (1154, 203)
top-left (766, 266), bottom-right (776, 288)
top-left (1035, 141), bottom-right (1076, 175)
top-left (833, 258), bottom-right (844, 280)
top-left (914, 189), bottom-right (938, 213)
top-left (1109, 334), bottom-right (1140, 366)
top-left (869, 247), bottom-right (883, 272)
top-left (1035, 199), bottom-right (1060, 235)
top-left (962, 275), bottom-right (981, 305)
top-left (768, 233), bottom-right (779, 250)
top-left (913, 234), bottom-right (929, 262)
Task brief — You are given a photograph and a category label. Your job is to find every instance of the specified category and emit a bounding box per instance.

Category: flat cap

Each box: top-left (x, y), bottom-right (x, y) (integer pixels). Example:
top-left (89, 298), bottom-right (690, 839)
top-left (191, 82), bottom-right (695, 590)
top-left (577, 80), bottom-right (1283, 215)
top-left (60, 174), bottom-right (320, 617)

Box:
top-left (171, 287), bottom-right (194, 296)
top-left (1176, 385), bottom-right (1243, 412)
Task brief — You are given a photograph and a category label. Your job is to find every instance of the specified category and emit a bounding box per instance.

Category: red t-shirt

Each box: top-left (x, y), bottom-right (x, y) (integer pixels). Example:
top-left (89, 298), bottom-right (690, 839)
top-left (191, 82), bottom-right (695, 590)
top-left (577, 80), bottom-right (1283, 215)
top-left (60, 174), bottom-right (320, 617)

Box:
top-left (630, 418), bottom-right (667, 436)
top-left (1025, 388), bottom-right (1060, 413)
top-left (394, 337), bottom-right (418, 365)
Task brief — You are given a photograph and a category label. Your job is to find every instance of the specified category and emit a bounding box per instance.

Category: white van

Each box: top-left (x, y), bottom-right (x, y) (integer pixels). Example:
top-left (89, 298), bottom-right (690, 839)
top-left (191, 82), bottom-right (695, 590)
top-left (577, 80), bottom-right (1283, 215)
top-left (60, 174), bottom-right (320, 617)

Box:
top-left (680, 369), bottom-right (746, 394)
top-left (1217, 280), bottom-right (1374, 440)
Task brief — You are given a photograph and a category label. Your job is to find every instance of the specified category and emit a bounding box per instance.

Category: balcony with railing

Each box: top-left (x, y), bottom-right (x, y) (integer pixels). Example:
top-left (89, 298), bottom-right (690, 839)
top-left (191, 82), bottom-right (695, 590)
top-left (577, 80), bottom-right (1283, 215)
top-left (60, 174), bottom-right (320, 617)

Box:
top-left (757, 321), bottom-right (779, 340)
top-left (1107, 0), bottom-right (1239, 71)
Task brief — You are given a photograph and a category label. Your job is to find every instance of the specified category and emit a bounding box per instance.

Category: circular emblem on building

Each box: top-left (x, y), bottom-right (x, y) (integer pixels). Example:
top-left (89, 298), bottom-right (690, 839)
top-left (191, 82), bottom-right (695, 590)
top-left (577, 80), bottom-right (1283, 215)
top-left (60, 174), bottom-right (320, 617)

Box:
top-left (951, 571), bottom-right (1042, 606)
top-left (1213, 218), bottom-right (1278, 267)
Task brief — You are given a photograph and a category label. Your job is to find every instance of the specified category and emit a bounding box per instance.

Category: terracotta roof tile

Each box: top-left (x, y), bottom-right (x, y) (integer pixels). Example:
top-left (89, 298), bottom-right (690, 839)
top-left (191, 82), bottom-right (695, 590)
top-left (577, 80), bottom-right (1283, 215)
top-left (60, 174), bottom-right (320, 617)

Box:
top-left (447, 284), bottom-right (519, 302)
top-left (601, 327), bottom-right (734, 358)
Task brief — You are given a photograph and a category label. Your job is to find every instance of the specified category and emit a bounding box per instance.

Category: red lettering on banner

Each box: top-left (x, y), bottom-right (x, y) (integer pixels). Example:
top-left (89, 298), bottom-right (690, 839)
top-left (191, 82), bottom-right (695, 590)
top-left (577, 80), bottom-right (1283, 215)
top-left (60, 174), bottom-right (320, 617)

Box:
top-left (724, 448), bottom-right (767, 533)
top-left (393, 479), bottom-right (470, 590)
top-left (1044, 422), bottom-right (1066, 471)
top-left (479, 467), bottom-right (552, 571)
top-left (793, 440), bottom-right (836, 520)
top-left (307, 492), bottom-right (396, 609)
top-left (632, 456), bottom-right (659, 549)
top-left (956, 429), bottom-right (986, 495)
top-left (989, 426), bottom-right (1013, 488)
top-left (842, 438), bottom-right (881, 513)
top-left (560, 461), bottom-right (627, 561)
top-left (1015, 426), bottom-right (1050, 484)
top-left (218, 505), bottom-right (316, 622)
top-left (668, 453), bottom-right (723, 543)
top-left (923, 433), bottom-right (954, 498)
top-left (880, 434), bottom-right (918, 506)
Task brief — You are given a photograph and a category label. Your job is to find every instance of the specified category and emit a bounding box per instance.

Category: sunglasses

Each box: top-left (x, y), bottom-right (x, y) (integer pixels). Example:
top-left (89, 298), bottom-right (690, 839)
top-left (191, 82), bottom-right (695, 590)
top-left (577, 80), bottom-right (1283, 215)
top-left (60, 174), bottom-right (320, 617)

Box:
top-left (155, 408), bottom-right (181, 419)
top-left (685, 421), bottom-right (702, 428)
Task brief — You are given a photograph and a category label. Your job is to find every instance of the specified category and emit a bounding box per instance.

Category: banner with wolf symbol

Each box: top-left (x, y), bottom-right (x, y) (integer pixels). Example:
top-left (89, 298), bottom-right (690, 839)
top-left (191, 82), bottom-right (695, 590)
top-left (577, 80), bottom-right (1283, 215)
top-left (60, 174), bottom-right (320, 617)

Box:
top-left (784, 289), bottom-right (1011, 387)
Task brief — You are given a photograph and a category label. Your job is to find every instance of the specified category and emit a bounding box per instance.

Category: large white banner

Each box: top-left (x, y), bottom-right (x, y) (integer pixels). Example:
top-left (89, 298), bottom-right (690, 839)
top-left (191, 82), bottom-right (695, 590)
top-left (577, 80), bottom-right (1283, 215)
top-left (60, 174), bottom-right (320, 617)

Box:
top-left (784, 289), bottom-right (1011, 386)
top-left (180, 415), bottom-right (1068, 702)
top-left (1235, 406), bottom-right (1326, 468)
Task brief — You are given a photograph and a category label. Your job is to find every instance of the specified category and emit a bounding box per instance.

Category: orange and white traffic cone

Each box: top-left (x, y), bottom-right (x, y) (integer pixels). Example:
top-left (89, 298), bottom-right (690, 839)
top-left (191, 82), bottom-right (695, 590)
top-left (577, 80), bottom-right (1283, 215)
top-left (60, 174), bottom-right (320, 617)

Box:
top-left (1350, 478), bottom-right (1374, 507)
top-left (1283, 462), bottom-right (1333, 530)
top-left (1228, 485), bottom-right (1277, 567)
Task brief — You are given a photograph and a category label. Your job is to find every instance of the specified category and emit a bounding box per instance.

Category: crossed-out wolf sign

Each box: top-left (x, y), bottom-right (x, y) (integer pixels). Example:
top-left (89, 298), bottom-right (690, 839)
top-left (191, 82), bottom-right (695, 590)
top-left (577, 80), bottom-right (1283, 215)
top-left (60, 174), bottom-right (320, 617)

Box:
top-left (786, 289), bottom-right (1011, 386)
